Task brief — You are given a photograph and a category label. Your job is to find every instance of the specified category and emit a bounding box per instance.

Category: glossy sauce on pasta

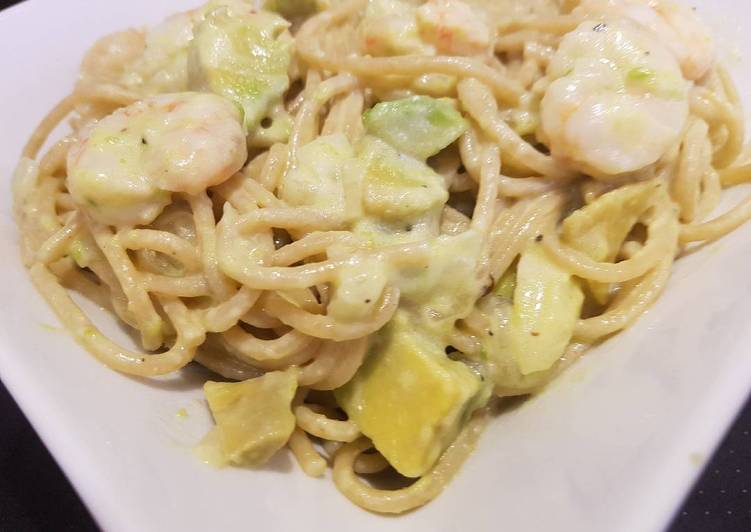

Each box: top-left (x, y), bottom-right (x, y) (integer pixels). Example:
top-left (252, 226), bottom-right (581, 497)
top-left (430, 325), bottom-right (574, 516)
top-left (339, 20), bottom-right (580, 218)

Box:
top-left (13, 0), bottom-right (751, 514)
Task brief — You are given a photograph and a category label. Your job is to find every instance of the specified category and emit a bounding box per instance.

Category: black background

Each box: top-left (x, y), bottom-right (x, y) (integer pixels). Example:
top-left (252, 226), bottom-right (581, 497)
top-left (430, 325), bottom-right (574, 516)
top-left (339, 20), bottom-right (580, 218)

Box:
top-left (0, 0), bottom-right (749, 530)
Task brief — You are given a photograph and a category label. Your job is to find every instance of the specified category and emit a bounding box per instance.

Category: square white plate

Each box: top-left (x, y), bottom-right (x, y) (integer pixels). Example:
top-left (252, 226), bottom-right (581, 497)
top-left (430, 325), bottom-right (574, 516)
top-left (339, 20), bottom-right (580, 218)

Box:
top-left (1, 1), bottom-right (750, 531)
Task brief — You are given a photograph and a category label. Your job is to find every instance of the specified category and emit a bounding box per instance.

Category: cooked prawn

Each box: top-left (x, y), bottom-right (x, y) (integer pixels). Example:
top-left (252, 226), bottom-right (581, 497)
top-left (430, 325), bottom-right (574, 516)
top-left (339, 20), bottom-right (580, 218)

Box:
top-left (67, 92), bottom-right (246, 226)
top-left (416, 0), bottom-right (493, 56)
top-left (575, 0), bottom-right (714, 81)
top-left (540, 18), bottom-right (690, 177)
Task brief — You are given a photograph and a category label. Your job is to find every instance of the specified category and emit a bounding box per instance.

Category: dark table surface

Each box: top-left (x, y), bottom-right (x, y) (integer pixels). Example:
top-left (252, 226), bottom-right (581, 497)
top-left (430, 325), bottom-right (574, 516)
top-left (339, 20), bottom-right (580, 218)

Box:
top-left (1, 0), bottom-right (750, 530)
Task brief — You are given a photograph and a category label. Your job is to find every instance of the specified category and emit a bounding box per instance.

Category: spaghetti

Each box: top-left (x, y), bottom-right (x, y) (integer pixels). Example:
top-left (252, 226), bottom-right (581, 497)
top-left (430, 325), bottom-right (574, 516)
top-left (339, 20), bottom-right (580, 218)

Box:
top-left (13, 0), bottom-right (751, 514)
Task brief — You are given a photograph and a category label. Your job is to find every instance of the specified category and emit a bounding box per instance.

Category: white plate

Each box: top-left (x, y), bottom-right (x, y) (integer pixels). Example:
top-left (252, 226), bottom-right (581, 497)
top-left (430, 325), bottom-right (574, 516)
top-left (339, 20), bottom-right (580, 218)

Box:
top-left (1, 1), bottom-right (750, 531)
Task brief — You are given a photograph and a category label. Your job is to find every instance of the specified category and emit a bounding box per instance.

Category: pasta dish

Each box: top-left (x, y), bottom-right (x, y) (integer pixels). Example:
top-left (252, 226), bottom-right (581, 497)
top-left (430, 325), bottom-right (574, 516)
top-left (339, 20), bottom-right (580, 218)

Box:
top-left (13, 0), bottom-right (751, 513)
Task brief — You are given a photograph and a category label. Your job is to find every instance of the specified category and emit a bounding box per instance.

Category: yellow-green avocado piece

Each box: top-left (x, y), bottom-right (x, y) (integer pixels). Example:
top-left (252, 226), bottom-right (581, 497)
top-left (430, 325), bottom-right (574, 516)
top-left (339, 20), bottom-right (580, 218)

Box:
top-left (363, 95), bottom-right (468, 160)
top-left (398, 229), bottom-right (485, 337)
top-left (336, 312), bottom-right (482, 478)
top-left (263, 0), bottom-right (318, 18)
top-left (480, 242), bottom-right (583, 395)
top-left (357, 136), bottom-right (448, 221)
top-left (189, 7), bottom-right (292, 132)
top-left (278, 133), bottom-right (364, 220)
top-left (203, 370), bottom-right (297, 466)
top-left (560, 180), bottom-right (660, 303)
top-left (508, 242), bottom-right (584, 375)
top-left (509, 242), bottom-right (584, 375)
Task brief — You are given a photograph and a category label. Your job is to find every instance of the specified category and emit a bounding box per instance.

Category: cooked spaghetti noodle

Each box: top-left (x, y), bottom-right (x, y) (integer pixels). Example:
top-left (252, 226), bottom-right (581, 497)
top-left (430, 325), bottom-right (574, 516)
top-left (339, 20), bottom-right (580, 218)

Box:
top-left (13, 0), bottom-right (751, 514)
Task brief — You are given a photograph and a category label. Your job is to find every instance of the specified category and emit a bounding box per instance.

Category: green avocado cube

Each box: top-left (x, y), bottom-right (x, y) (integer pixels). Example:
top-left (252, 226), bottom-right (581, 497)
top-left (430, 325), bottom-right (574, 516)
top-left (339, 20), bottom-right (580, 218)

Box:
top-left (336, 313), bottom-right (482, 478)
top-left (363, 95), bottom-right (467, 160)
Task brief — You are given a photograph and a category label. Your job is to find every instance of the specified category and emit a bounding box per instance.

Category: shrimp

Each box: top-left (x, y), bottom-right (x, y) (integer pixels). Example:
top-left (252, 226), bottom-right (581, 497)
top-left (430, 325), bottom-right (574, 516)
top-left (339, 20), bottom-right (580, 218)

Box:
top-left (67, 92), bottom-right (247, 226)
top-left (540, 19), bottom-right (690, 177)
top-left (78, 30), bottom-right (146, 90)
top-left (359, 0), bottom-right (433, 57)
top-left (575, 0), bottom-right (714, 81)
top-left (416, 0), bottom-right (493, 56)
top-left (79, 0), bottom-right (261, 97)
top-left (131, 0), bottom-right (264, 93)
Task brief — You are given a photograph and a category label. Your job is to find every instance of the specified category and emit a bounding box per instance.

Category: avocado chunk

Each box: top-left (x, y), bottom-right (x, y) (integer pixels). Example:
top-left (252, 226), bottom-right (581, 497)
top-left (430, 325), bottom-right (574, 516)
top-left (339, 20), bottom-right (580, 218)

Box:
top-left (350, 136), bottom-right (449, 246)
top-left (327, 255), bottom-right (390, 322)
top-left (398, 229), bottom-right (484, 335)
top-left (263, 0), bottom-right (318, 18)
top-left (336, 312), bottom-right (482, 478)
top-left (202, 370), bottom-right (297, 466)
top-left (358, 136), bottom-right (448, 221)
top-left (364, 96), bottom-right (468, 160)
top-left (189, 8), bottom-right (292, 132)
top-left (509, 243), bottom-right (583, 375)
top-left (481, 243), bottom-right (583, 393)
top-left (278, 133), bottom-right (364, 221)
top-left (561, 180), bottom-right (660, 303)
top-left (478, 284), bottom-right (556, 397)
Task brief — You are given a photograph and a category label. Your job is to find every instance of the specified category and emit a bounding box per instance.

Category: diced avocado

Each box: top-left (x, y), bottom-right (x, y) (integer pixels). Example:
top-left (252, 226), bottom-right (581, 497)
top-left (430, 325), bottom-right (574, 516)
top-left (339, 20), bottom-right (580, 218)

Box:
top-left (327, 254), bottom-right (389, 322)
top-left (336, 312), bottom-right (482, 478)
top-left (561, 180), bottom-right (659, 263)
top-left (561, 180), bottom-right (659, 303)
top-left (189, 8), bottom-right (292, 132)
top-left (350, 136), bottom-right (448, 245)
top-left (358, 136), bottom-right (448, 221)
top-left (363, 96), bottom-right (467, 160)
top-left (479, 246), bottom-right (582, 393)
top-left (477, 286), bottom-right (555, 396)
top-left (507, 243), bottom-right (583, 375)
top-left (278, 134), bottom-right (364, 221)
top-left (345, 227), bottom-right (484, 341)
top-left (202, 371), bottom-right (297, 466)
top-left (352, 214), bottom-right (441, 247)
top-left (398, 229), bottom-right (484, 334)
top-left (263, 0), bottom-right (318, 18)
